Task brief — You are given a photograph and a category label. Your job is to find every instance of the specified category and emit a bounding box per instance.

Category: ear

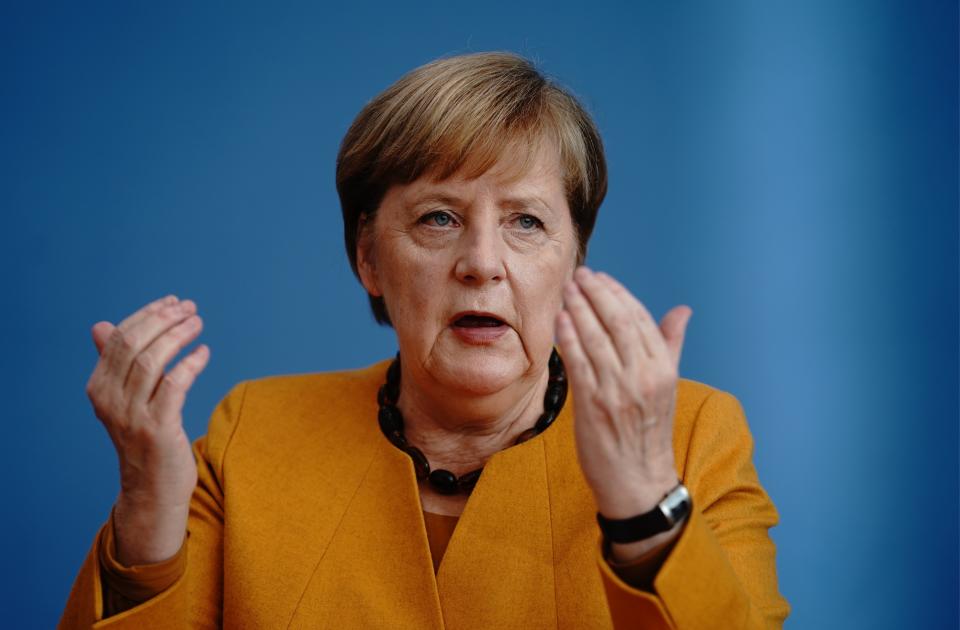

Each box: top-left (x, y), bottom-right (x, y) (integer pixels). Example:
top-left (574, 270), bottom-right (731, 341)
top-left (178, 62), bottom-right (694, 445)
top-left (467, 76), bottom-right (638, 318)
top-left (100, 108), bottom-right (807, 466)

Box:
top-left (356, 213), bottom-right (383, 297)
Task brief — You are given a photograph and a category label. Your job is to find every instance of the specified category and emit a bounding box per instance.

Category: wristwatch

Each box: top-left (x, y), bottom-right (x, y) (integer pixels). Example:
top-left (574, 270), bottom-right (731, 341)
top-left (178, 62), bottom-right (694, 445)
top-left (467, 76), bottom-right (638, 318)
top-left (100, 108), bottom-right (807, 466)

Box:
top-left (596, 481), bottom-right (692, 544)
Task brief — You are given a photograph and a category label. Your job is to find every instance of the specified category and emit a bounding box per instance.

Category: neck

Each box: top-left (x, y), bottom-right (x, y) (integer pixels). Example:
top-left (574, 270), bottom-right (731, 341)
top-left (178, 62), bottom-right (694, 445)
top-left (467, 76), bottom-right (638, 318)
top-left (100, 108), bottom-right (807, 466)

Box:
top-left (397, 366), bottom-right (550, 475)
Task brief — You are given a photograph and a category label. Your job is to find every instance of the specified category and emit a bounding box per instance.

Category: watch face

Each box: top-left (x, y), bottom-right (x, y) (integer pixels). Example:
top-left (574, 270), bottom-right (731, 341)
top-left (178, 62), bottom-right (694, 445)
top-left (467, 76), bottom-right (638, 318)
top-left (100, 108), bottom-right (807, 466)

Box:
top-left (668, 498), bottom-right (690, 520)
top-left (662, 485), bottom-right (692, 524)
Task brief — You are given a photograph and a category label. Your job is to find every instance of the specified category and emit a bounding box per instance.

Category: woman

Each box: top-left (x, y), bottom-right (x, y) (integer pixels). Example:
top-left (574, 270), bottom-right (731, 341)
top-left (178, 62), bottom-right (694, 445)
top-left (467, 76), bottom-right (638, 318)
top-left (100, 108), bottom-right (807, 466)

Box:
top-left (60, 52), bottom-right (789, 628)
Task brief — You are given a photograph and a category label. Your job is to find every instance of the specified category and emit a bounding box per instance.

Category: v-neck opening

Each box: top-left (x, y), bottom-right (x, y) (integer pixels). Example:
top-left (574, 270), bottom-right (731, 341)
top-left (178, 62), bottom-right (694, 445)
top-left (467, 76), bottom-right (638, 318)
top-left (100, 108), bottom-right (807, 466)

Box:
top-left (422, 511), bottom-right (461, 574)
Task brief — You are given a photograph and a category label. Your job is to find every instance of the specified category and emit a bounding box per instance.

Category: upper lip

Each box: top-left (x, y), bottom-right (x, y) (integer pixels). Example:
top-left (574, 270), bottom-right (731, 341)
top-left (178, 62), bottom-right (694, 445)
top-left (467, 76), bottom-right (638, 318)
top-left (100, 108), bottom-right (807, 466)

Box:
top-left (450, 310), bottom-right (509, 326)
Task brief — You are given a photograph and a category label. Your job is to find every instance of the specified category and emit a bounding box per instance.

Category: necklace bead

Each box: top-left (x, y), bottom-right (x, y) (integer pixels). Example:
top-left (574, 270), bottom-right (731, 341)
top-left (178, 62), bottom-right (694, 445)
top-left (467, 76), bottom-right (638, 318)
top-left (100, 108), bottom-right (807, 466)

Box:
top-left (429, 469), bottom-right (458, 494)
top-left (404, 445), bottom-right (431, 480)
top-left (376, 348), bottom-right (568, 495)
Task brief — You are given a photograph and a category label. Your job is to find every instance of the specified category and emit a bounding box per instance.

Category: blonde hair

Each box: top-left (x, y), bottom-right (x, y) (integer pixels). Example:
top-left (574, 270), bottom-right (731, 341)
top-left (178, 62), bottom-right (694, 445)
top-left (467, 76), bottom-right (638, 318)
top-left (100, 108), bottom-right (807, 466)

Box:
top-left (336, 51), bottom-right (607, 325)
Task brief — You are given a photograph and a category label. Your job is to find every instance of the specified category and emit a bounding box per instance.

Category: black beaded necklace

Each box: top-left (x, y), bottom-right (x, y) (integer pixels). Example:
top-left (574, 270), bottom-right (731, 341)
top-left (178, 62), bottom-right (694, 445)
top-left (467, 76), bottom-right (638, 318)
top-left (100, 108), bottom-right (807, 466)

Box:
top-left (377, 348), bottom-right (568, 495)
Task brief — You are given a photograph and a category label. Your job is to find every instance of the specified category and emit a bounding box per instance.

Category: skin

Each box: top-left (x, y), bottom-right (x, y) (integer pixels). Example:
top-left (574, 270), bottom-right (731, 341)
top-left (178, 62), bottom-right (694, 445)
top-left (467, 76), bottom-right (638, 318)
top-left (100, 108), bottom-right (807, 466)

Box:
top-left (558, 269), bottom-right (693, 562)
top-left (87, 297), bottom-right (209, 565)
top-left (359, 144), bottom-right (694, 562)
top-left (356, 143), bottom-right (578, 519)
top-left (85, 143), bottom-right (692, 569)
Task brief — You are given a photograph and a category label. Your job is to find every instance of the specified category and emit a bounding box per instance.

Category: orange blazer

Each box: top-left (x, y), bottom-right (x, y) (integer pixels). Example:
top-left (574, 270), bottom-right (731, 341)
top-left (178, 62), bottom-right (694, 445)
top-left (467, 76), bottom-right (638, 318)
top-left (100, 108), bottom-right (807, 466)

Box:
top-left (60, 359), bottom-right (790, 629)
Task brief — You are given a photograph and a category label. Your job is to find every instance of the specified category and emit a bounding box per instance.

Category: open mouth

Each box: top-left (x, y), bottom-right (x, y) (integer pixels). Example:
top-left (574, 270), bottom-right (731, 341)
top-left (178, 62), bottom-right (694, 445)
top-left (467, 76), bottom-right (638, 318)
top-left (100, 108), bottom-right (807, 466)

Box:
top-left (453, 314), bottom-right (506, 328)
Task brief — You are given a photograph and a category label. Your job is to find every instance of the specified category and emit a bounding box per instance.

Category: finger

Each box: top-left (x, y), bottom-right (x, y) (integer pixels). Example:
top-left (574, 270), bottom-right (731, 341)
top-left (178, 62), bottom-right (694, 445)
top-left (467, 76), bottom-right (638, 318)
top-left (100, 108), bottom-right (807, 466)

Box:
top-left (88, 295), bottom-right (179, 393)
top-left (659, 305), bottom-right (693, 368)
top-left (88, 321), bottom-right (127, 415)
top-left (99, 299), bottom-right (197, 390)
top-left (125, 314), bottom-right (204, 410)
top-left (151, 344), bottom-right (211, 423)
top-left (554, 309), bottom-right (597, 391)
top-left (91, 322), bottom-right (115, 354)
top-left (595, 272), bottom-right (670, 362)
top-left (116, 295), bottom-right (180, 334)
top-left (100, 295), bottom-right (182, 377)
top-left (573, 267), bottom-right (648, 365)
top-left (563, 276), bottom-right (622, 379)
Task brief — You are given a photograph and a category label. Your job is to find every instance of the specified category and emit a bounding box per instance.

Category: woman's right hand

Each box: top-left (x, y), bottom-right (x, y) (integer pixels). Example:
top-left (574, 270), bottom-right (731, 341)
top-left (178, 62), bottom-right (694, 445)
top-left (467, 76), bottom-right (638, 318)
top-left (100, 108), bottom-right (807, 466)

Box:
top-left (86, 295), bottom-right (211, 566)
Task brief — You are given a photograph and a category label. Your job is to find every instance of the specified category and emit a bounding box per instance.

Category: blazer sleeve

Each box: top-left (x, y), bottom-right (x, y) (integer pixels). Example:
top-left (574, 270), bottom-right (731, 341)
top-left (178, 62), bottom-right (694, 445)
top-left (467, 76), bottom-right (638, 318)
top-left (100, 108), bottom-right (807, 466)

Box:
top-left (595, 388), bottom-right (791, 629)
top-left (58, 382), bottom-right (248, 629)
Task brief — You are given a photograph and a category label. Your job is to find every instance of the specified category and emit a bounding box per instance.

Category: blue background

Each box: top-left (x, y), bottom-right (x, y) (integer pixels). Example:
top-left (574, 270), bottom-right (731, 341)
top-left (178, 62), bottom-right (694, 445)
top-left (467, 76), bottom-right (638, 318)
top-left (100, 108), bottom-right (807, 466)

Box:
top-left (2, 2), bottom-right (956, 628)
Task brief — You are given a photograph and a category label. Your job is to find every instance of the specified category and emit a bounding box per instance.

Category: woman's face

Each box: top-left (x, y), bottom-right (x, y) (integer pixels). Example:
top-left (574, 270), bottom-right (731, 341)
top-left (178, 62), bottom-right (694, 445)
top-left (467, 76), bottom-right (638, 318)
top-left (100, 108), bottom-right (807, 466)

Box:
top-left (357, 145), bottom-right (578, 398)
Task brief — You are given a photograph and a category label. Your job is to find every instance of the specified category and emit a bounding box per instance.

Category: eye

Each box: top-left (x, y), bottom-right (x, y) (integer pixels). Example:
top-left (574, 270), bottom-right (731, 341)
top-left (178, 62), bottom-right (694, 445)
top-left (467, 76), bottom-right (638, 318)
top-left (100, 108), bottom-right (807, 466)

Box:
top-left (516, 214), bottom-right (544, 230)
top-left (420, 211), bottom-right (457, 227)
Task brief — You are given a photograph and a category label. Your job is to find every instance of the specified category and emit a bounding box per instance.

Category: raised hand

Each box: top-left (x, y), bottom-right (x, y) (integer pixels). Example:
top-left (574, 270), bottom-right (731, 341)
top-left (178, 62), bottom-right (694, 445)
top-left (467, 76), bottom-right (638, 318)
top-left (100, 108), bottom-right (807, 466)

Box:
top-left (555, 267), bottom-right (692, 558)
top-left (85, 295), bottom-right (210, 565)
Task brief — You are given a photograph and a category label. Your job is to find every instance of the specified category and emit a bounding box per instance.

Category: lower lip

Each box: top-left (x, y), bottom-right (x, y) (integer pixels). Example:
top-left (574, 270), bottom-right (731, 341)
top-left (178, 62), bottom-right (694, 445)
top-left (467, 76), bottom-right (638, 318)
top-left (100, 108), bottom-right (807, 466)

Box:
top-left (450, 324), bottom-right (509, 345)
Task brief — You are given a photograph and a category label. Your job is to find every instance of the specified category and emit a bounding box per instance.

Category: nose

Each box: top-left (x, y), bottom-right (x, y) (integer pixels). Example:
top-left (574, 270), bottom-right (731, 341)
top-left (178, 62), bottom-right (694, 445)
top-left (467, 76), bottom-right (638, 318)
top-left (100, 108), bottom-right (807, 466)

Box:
top-left (454, 221), bottom-right (505, 285)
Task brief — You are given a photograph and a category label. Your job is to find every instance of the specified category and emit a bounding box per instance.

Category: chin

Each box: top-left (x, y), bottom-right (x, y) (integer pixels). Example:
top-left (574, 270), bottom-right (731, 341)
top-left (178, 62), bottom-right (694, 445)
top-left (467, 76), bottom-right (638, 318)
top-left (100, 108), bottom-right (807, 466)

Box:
top-left (451, 365), bottom-right (519, 396)
top-left (430, 343), bottom-right (527, 397)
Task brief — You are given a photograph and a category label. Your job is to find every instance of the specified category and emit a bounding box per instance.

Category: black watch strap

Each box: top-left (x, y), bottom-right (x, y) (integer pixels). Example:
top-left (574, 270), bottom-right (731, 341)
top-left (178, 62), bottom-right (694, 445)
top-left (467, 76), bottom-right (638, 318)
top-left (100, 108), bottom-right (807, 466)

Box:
top-left (596, 481), bottom-right (692, 544)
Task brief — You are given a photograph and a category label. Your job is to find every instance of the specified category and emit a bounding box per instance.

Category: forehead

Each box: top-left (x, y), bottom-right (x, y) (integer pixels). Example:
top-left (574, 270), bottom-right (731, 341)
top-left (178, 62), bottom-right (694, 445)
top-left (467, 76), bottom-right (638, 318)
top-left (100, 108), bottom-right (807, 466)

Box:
top-left (395, 143), bottom-right (568, 212)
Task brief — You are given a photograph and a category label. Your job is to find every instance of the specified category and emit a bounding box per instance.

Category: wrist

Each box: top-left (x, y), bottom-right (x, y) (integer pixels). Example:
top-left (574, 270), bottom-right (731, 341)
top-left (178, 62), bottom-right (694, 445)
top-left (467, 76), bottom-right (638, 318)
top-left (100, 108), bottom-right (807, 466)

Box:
top-left (595, 480), bottom-right (691, 559)
top-left (113, 495), bottom-right (189, 566)
top-left (593, 475), bottom-right (678, 520)
top-left (606, 513), bottom-right (684, 564)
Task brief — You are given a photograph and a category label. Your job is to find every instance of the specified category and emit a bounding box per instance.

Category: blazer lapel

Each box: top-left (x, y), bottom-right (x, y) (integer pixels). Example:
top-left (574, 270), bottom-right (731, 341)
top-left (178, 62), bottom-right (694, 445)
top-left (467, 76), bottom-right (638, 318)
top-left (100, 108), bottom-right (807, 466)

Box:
top-left (271, 361), bottom-right (603, 630)
top-left (227, 362), bottom-right (443, 629)
top-left (437, 431), bottom-right (559, 629)
top-left (439, 385), bottom-right (613, 630)
top-left (540, 391), bottom-right (616, 629)
top-left (286, 427), bottom-right (445, 629)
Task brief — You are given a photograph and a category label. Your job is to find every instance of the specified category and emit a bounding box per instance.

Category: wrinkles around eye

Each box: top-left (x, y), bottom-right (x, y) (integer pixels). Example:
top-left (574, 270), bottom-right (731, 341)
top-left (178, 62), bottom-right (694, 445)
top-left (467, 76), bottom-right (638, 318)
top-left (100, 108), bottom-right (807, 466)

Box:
top-left (514, 214), bottom-right (544, 231)
top-left (419, 210), bottom-right (458, 228)
top-left (417, 211), bottom-right (545, 234)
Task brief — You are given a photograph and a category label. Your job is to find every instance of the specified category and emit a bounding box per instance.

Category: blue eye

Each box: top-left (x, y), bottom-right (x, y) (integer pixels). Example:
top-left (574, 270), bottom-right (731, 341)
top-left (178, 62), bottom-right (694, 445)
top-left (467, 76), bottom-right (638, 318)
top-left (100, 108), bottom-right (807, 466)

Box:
top-left (422, 211), bottom-right (454, 227)
top-left (517, 215), bottom-right (542, 230)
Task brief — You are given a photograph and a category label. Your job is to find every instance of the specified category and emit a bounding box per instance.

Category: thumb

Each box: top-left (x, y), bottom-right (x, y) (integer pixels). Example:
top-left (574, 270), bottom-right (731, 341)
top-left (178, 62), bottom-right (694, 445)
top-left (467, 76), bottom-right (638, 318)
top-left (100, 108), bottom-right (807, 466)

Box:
top-left (91, 321), bottom-right (115, 355)
top-left (659, 305), bottom-right (693, 368)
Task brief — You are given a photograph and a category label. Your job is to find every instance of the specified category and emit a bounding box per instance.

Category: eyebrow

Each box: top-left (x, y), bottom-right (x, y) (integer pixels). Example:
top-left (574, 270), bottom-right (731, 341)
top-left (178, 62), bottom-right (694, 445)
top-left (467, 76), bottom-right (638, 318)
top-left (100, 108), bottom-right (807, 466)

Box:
top-left (502, 196), bottom-right (552, 212)
top-left (406, 193), bottom-right (464, 209)
top-left (405, 191), bottom-right (553, 214)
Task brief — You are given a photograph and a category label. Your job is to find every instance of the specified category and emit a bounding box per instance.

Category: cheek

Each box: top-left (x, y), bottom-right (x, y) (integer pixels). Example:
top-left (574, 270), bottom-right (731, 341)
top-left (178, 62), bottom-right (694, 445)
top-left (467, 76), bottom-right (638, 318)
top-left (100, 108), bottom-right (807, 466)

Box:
top-left (515, 259), bottom-right (570, 331)
top-left (515, 282), bottom-right (565, 366)
top-left (378, 244), bottom-right (446, 323)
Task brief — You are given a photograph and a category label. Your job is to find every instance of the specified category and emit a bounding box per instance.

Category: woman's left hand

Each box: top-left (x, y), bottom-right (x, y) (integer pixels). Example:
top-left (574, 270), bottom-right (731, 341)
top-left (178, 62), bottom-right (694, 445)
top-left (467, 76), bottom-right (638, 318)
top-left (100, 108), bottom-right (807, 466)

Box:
top-left (555, 266), bottom-right (693, 530)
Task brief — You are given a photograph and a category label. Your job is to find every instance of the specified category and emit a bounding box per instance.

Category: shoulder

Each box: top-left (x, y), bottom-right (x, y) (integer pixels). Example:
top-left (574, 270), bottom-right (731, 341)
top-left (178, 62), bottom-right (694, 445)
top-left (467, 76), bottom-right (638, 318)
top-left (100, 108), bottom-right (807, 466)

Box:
top-left (672, 378), bottom-right (781, 544)
top-left (675, 377), bottom-right (720, 419)
top-left (241, 358), bottom-right (392, 408)
top-left (202, 358), bottom-right (393, 462)
top-left (672, 377), bottom-right (754, 477)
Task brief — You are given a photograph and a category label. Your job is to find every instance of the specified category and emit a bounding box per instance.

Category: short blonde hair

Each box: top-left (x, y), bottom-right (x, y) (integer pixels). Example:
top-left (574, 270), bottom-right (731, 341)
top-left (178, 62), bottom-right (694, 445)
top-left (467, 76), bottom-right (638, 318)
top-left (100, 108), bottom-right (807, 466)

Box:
top-left (336, 51), bottom-right (607, 326)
